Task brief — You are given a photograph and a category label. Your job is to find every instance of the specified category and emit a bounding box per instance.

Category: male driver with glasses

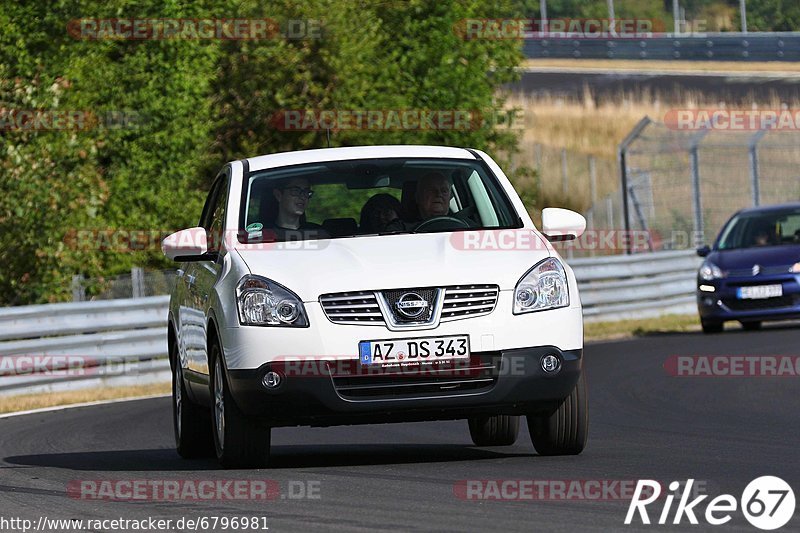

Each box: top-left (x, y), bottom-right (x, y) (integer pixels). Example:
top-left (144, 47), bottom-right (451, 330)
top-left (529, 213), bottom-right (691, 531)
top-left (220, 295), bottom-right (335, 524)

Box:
top-left (267, 177), bottom-right (329, 240)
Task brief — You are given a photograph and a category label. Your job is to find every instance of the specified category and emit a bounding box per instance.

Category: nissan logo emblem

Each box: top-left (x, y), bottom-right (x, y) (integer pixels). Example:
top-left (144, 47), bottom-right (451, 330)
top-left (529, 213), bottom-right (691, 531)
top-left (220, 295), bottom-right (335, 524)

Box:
top-left (395, 292), bottom-right (428, 319)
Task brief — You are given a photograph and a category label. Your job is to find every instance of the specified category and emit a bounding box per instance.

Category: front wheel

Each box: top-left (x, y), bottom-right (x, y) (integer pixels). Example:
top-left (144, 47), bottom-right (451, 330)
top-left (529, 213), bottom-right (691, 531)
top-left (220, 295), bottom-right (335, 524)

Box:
top-left (210, 344), bottom-right (271, 469)
top-left (172, 344), bottom-right (214, 459)
top-left (527, 372), bottom-right (588, 456)
top-left (468, 415), bottom-right (519, 446)
top-left (701, 319), bottom-right (724, 334)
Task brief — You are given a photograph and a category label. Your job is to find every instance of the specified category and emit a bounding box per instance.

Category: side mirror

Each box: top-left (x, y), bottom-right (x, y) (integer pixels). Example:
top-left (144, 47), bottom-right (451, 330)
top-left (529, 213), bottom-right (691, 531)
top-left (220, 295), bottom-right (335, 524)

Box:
top-left (696, 245), bottom-right (711, 257)
top-left (162, 227), bottom-right (209, 261)
top-left (541, 208), bottom-right (586, 242)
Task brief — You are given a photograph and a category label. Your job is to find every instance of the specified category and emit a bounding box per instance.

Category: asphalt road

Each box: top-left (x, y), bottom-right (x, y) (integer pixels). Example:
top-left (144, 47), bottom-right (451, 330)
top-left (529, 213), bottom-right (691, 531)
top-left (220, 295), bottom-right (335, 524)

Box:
top-left (2, 324), bottom-right (799, 532)
top-left (508, 70), bottom-right (800, 104)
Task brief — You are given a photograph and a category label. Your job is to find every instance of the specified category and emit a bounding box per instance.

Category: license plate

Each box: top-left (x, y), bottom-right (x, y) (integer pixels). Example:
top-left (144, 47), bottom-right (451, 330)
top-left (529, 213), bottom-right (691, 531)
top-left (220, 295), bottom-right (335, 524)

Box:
top-left (737, 285), bottom-right (783, 300)
top-left (359, 335), bottom-right (470, 366)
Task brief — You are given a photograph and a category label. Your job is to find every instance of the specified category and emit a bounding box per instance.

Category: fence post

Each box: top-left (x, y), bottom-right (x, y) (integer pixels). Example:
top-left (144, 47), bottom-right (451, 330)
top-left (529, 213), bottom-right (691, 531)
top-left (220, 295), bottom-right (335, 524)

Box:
top-left (535, 143), bottom-right (543, 201)
top-left (688, 128), bottom-right (710, 248)
top-left (748, 129), bottom-right (766, 206)
top-left (618, 117), bottom-right (651, 254)
top-left (71, 275), bottom-right (85, 302)
top-left (131, 267), bottom-right (145, 299)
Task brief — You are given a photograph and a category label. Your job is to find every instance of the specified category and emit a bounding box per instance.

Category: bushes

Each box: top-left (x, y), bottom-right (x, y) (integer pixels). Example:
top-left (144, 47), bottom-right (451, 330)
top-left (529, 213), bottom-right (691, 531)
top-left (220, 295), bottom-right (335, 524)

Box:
top-left (0, 0), bottom-right (524, 304)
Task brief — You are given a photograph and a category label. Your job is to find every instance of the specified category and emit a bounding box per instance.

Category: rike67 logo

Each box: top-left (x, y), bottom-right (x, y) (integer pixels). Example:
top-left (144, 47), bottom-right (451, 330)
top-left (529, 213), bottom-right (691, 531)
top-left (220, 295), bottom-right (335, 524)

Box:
top-left (626, 477), bottom-right (795, 530)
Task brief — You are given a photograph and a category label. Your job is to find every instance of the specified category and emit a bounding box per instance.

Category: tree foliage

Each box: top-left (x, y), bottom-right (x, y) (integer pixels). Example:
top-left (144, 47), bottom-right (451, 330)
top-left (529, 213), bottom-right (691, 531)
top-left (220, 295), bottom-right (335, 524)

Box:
top-left (1, 0), bottom-right (524, 304)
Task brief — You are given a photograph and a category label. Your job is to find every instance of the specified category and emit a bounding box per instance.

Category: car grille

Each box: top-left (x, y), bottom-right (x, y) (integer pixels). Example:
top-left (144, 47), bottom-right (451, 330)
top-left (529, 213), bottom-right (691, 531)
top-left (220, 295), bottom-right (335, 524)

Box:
top-left (318, 292), bottom-right (383, 324)
top-left (726, 265), bottom-right (793, 278)
top-left (722, 295), bottom-right (798, 311)
top-left (319, 285), bottom-right (499, 326)
top-left (381, 287), bottom-right (439, 324)
top-left (440, 285), bottom-right (499, 321)
top-left (330, 355), bottom-right (499, 400)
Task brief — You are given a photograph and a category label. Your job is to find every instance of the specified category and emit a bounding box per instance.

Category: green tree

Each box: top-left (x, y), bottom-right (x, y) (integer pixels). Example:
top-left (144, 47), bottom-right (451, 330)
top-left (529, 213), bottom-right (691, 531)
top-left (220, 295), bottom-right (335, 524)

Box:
top-left (1, 0), bottom-right (527, 305)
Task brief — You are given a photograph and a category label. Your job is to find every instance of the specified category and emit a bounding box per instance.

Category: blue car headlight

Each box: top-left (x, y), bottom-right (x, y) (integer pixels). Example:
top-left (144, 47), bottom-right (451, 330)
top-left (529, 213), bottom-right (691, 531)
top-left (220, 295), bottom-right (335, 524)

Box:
top-left (699, 261), bottom-right (724, 281)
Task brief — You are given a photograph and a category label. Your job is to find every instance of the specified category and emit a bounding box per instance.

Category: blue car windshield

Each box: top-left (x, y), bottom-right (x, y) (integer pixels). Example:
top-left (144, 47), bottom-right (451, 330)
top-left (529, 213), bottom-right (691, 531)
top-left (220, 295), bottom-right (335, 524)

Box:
top-left (717, 208), bottom-right (800, 250)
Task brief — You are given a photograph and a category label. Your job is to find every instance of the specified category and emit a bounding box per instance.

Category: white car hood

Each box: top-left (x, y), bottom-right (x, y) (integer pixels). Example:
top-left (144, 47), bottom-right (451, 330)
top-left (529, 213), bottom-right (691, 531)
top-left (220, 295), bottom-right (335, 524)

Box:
top-left (234, 229), bottom-right (551, 301)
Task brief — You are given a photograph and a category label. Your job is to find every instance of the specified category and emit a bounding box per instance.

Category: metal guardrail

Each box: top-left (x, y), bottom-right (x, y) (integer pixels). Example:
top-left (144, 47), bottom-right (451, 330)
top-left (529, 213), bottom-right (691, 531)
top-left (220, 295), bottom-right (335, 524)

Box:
top-left (0, 251), bottom-right (701, 396)
top-left (571, 250), bottom-right (701, 321)
top-left (523, 32), bottom-right (800, 61)
top-left (0, 296), bottom-right (170, 396)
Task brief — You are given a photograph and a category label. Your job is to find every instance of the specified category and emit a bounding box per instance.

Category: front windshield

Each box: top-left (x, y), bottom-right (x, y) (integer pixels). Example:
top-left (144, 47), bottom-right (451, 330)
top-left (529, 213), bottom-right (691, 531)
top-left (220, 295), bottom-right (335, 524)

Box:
top-left (717, 207), bottom-right (800, 250)
top-left (239, 157), bottom-right (522, 242)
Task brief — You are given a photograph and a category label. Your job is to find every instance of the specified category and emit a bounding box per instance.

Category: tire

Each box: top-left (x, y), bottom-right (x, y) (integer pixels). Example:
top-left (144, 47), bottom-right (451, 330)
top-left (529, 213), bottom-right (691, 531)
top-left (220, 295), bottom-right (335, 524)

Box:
top-left (527, 372), bottom-right (588, 456)
top-left (210, 343), bottom-right (271, 469)
top-left (172, 342), bottom-right (214, 459)
top-left (468, 415), bottom-right (520, 446)
top-left (701, 320), bottom-right (723, 334)
top-left (741, 321), bottom-right (762, 331)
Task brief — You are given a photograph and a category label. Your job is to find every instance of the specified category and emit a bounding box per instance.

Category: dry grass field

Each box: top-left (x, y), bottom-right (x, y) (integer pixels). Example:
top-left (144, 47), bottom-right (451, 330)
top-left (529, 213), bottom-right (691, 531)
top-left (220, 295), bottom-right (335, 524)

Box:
top-left (504, 86), bottom-right (800, 233)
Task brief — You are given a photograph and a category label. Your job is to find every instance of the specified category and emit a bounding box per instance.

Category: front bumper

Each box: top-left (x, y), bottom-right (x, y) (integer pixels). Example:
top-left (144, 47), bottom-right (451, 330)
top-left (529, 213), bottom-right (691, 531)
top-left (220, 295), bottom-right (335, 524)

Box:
top-left (697, 274), bottom-right (800, 322)
top-left (227, 346), bottom-right (582, 427)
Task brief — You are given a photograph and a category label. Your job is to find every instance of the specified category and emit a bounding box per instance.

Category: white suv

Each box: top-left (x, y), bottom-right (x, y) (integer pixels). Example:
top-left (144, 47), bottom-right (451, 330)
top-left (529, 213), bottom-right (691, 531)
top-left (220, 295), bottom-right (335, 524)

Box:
top-left (163, 145), bottom-right (587, 468)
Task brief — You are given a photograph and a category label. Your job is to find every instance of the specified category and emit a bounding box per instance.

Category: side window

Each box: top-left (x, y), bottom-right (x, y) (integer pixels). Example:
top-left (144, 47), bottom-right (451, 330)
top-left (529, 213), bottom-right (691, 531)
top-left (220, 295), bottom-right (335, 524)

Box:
top-left (199, 179), bottom-right (222, 230)
top-left (197, 169), bottom-right (229, 253)
top-left (207, 174), bottom-right (229, 253)
top-left (467, 171), bottom-right (500, 227)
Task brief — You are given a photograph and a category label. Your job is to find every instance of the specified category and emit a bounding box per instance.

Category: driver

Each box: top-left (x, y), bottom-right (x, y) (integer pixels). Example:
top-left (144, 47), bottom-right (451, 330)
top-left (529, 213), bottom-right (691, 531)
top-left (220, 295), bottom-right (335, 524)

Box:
top-left (415, 172), bottom-right (452, 220)
top-left (264, 177), bottom-right (329, 241)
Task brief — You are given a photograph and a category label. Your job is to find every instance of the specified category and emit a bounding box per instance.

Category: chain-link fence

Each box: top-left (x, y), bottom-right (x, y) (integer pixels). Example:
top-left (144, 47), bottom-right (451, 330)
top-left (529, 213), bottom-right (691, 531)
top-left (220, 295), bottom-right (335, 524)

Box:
top-left (72, 268), bottom-right (177, 301)
top-left (619, 118), bottom-right (800, 251)
top-left (514, 118), bottom-right (800, 256)
top-left (513, 141), bottom-right (625, 256)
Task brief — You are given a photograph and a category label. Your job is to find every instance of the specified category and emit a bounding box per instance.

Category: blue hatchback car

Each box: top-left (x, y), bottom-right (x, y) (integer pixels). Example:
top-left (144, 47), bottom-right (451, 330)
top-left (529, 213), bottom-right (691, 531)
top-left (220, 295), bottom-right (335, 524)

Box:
top-left (696, 202), bottom-right (800, 333)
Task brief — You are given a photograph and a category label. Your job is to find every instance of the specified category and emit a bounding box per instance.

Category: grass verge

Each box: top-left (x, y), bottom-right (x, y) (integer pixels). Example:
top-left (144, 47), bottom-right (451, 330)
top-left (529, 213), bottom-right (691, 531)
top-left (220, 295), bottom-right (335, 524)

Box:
top-left (584, 313), bottom-right (700, 342)
top-left (0, 382), bottom-right (170, 415)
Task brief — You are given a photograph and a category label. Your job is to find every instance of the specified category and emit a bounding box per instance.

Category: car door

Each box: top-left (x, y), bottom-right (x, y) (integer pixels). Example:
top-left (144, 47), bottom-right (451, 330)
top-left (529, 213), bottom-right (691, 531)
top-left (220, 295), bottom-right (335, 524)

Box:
top-left (179, 172), bottom-right (226, 378)
top-left (187, 168), bottom-right (230, 376)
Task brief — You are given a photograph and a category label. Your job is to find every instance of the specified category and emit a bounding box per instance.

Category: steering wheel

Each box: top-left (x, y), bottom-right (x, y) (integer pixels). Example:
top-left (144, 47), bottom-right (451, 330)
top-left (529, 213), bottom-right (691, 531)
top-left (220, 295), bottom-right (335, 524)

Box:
top-left (412, 216), bottom-right (471, 232)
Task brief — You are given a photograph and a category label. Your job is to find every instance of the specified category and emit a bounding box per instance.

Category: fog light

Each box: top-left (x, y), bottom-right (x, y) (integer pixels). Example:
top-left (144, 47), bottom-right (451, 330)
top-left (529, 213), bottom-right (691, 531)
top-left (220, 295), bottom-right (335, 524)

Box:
top-left (262, 371), bottom-right (283, 389)
top-left (541, 354), bottom-right (561, 374)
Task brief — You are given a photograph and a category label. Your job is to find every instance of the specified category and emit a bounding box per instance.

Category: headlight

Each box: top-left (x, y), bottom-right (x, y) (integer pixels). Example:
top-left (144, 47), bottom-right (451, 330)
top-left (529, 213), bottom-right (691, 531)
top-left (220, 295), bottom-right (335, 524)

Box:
top-left (514, 257), bottom-right (569, 314)
top-left (791, 262), bottom-right (800, 274)
top-left (236, 275), bottom-right (308, 327)
top-left (699, 262), bottom-right (724, 281)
